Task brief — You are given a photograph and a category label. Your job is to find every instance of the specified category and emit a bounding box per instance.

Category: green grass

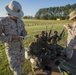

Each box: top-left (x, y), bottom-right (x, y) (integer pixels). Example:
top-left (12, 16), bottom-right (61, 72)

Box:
top-left (0, 19), bottom-right (73, 75)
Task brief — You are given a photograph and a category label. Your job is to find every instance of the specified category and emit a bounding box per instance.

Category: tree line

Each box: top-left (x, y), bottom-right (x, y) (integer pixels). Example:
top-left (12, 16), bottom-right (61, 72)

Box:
top-left (35, 4), bottom-right (76, 20)
top-left (23, 4), bottom-right (76, 20)
top-left (23, 16), bottom-right (34, 19)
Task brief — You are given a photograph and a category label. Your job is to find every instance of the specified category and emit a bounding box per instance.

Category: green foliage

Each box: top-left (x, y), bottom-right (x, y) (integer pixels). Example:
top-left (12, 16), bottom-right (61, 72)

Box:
top-left (0, 20), bottom-right (73, 75)
top-left (23, 16), bottom-right (34, 19)
top-left (35, 4), bottom-right (76, 20)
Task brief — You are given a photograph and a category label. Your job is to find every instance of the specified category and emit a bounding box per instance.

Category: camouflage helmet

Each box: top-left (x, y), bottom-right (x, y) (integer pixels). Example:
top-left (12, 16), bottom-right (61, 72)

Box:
top-left (41, 31), bottom-right (45, 34)
top-left (34, 35), bottom-right (39, 39)
top-left (54, 30), bottom-right (58, 34)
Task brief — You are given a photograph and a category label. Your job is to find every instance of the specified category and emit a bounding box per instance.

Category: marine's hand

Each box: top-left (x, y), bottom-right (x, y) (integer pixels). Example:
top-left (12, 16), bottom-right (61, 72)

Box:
top-left (35, 57), bottom-right (38, 61)
top-left (64, 24), bottom-right (71, 30)
top-left (12, 35), bottom-right (21, 41)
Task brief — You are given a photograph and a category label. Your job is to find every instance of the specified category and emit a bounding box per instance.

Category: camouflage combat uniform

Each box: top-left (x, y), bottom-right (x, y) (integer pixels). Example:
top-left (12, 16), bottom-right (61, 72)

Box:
top-left (29, 41), bottom-right (42, 57)
top-left (66, 21), bottom-right (76, 59)
top-left (39, 36), bottom-right (47, 48)
top-left (0, 17), bottom-right (27, 75)
top-left (29, 42), bottom-right (42, 73)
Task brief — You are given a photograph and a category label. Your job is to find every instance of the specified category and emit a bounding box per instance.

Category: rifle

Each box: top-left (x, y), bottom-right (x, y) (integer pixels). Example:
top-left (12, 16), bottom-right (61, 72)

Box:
top-left (48, 25), bottom-right (53, 38)
top-left (46, 26), bottom-right (48, 39)
top-left (58, 29), bottom-right (65, 41)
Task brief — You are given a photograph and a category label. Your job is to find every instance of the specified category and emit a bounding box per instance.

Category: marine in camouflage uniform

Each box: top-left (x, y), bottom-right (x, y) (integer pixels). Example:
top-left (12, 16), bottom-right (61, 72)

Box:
top-left (0, 17), bottom-right (27, 75)
top-left (0, 1), bottom-right (27, 75)
top-left (47, 31), bottom-right (59, 44)
top-left (29, 35), bottom-right (42, 73)
top-left (29, 35), bottom-right (42, 57)
top-left (65, 11), bottom-right (76, 59)
top-left (39, 31), bottom-right (47, 48)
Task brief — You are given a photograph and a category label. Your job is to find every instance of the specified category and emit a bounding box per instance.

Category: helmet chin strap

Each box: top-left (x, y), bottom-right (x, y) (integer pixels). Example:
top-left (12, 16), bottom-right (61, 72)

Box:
top-left (9, 16), bottom-right (17, 23)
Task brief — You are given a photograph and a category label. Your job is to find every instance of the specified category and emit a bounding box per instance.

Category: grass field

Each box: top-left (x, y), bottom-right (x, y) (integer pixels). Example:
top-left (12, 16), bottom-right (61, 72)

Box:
top-left (0, 19), bottom-right (73, 75)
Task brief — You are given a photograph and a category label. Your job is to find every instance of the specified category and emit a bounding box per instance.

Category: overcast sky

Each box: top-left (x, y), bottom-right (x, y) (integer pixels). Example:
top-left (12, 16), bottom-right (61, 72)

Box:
top-left (0, 0), bottom-right (76, 17)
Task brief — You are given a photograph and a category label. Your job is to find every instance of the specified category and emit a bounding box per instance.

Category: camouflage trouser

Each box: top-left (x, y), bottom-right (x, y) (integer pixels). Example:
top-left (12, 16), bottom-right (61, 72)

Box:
top-left (66, 36), bottom-right (76, 59)
top-left (5, 47), bottom-right (25, 75)
top-left (30, 58), bottom-right (39, 74)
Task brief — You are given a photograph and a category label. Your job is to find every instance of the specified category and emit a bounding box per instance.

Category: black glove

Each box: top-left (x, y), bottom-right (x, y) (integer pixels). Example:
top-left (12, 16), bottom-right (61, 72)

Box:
top-left (43, 66), bottom-right (52, 71)
top-left (55, 60), bottom-right (60, 66)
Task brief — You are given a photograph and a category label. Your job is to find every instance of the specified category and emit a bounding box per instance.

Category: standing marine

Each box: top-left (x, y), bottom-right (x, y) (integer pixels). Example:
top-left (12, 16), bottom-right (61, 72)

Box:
top-left (0, 1), bottom-right (27, 75)
top-left (64, 10), bottom-right (76, 59)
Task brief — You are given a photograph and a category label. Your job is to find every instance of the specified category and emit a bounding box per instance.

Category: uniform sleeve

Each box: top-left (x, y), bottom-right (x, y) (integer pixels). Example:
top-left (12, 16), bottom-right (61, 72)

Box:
top-left (29, 43), bottom-right (33, 53)
top-left (68, 23), bottom-right (76, 35)
top-left (0, 20), bottom-right (12, 43)
top-left (68, 28), bottom-right (73, 35)
top-left (29, 43), bottom-right (35, 57)
top-left (21, 22), bottom-right (27, 36)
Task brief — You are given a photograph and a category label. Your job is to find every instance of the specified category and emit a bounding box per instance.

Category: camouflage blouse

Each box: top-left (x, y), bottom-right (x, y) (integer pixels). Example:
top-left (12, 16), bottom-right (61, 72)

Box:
top-left (0, 17), bottom-right (27, 43)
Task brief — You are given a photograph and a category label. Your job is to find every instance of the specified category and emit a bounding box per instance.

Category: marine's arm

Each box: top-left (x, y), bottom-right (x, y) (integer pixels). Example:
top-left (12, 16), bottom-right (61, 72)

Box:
top-left (21, 21), bottom-right (27, 36)
top-left (64, 24), bottom-right (73, 35)
top-left (0, 19), bottom-right (12, 42)
top-left (29, 43), bottom-right (34, 56)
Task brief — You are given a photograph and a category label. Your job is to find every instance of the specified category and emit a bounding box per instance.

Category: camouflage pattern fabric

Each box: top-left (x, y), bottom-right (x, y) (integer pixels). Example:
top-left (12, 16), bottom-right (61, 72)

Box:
top-left (29, 42), bottom-right (43, 73)
top-left (29, 42), bottom-right (42, 57)
top-left (39, 36), bottom-right (47, 49)
top-left (66, 21), bottom-right (76, 59)
top-left (0, 17), bottom-right (27, 75)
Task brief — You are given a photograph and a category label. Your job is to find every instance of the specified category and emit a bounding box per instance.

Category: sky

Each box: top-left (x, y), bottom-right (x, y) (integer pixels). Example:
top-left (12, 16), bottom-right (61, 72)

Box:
top-left (0, 0), bottom-right (76, 17)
